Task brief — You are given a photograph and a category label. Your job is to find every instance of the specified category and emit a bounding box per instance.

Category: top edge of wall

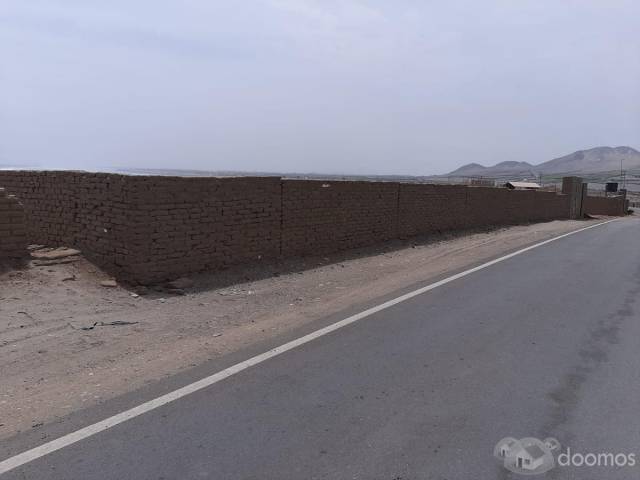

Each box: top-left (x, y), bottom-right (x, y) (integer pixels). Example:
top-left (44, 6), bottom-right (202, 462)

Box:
top-left (0, 170), bottom-right (283, 181)
top-left (0, 170), bottom-right (577, 192)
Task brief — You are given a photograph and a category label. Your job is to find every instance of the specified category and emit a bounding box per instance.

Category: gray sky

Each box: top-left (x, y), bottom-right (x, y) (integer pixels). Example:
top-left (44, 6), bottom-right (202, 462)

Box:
top-left (1, 1), bottom-right (639, 175)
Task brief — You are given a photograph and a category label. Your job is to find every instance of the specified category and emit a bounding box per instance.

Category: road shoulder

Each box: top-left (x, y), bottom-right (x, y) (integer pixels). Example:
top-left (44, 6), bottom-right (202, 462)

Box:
top-left (0, 218), bottom-right (611, 442)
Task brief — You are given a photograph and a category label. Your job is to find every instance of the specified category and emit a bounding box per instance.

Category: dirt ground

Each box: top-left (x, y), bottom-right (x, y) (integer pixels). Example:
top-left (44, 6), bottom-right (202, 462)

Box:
top-left (0, 218), bottom-right (605, 440)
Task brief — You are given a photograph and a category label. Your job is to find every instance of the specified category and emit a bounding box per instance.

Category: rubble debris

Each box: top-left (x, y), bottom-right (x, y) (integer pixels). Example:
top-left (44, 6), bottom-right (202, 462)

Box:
top-left (30, 248), bottom-right (81, 260)
top-left (32, 258), bottom-right (79, 267)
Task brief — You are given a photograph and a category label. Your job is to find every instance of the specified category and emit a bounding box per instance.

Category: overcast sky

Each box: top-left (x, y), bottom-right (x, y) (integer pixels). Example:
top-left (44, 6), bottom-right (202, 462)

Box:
top-left (1, 1), bottom-right (639, 175)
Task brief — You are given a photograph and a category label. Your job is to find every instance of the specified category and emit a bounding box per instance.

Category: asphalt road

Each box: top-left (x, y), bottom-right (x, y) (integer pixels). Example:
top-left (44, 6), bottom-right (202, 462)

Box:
top-left (2, 217), bottom-right (640, 479)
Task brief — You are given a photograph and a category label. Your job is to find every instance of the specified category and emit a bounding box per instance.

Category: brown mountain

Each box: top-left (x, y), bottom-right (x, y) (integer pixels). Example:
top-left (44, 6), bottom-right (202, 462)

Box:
top-left (447, 146), bottom-right (640, 177)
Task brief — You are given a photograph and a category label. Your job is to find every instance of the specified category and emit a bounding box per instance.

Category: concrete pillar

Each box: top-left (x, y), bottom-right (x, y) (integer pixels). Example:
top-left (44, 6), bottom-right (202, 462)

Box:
top-left (561, 176), bottom-right (584, 219)
top-left (619, 189), bottom-right (628, 215)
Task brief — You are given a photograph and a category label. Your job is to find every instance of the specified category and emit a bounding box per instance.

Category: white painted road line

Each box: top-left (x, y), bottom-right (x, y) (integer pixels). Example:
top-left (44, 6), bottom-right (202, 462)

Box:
top-left (0, 218), bottom-right (619, 476)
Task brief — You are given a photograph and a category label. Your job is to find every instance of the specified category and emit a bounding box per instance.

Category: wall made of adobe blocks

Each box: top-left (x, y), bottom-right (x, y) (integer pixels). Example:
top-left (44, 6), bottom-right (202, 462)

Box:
top-left (281, 180), bottom-right (398, 256)
top-left (0, 188), bottom-right (27, 259)
top-left (583, 195), bottom-right (626, 216)
top-left (0, 171), bottom-right (582, 284)
top-left (398, 184), bottom-right (570, 237)
top-left (0, 171), bottom-right (133, 277)
top-left (0, 172), bottom-right (283, 283)
top-left (120, 176), bottom-right (282, 284)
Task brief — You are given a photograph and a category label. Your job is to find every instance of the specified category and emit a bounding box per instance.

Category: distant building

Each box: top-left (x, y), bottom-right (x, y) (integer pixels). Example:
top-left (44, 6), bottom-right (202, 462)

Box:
top-left (504, 181), bottom-right (541, 190)
top-left (470, 178), bottom-right (495, 187)
top-left (605, 182), bottom-right (618, 193)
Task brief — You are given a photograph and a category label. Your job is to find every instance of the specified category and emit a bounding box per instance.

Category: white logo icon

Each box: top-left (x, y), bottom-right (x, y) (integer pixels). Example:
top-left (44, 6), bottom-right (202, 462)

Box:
top-left (494, 437), bottom-right (560, 475)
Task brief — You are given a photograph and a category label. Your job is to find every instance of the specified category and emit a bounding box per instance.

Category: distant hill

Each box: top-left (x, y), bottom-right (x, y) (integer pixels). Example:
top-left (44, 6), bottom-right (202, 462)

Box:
top-left (536, 146), bottom-right (640, 174)
top-left (446, 146), bottom-right (640, 177)
top-left (448, 161), bottom-right (534, 177)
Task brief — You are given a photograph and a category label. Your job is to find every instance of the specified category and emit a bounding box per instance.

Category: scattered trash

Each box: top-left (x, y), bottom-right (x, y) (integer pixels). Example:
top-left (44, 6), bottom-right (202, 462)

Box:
top-left (61, 275), bottom-right (76, 282)
top-left (80, 321), bottom-right (138, 331)
top-left (212, 333), bottom-right (223, 337)
top-left (17, 311), bottom-right (35, 320)
top-left (129, 292), bottom-right (140, 298)
top-left (104, 320), bottom-right (136, 326)
top-left (100, 279), bottom-right (117, 288)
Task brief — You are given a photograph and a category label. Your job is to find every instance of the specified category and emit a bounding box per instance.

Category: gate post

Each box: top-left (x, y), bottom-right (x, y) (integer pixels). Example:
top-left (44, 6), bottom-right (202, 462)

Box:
top-left (561, 176), bottom-right (584, 219)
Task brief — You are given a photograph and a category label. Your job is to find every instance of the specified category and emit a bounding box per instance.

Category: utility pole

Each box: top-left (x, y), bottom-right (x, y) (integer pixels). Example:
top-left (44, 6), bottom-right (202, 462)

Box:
top-left (621, 158), bottom-right (627, 190)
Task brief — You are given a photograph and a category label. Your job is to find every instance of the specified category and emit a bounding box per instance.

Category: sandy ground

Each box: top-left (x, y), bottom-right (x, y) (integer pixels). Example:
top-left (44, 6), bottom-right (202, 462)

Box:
top-left (0, 218), bottom-right (605, 440)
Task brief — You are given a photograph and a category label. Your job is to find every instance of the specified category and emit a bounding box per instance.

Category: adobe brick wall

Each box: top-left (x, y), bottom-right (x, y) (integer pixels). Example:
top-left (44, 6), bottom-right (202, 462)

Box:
top-left (0, 171), bottom-right (134, 277)
top-left (398, 184), bottom-right (570, 237)
top-left (583, 195), bottom-right (626, 216)
top-left (282, 180), bottom-right (398, 256)
top-left (0, 170), bottom-right (588, 284)
top-left (399, 184), bottom-right (468, 236)
top-left (121, 176), bottom-right (281, 284)
top-left (0, 172), bottom-right (282, 283)
top-left (0, 188), bottom-right (27, 259)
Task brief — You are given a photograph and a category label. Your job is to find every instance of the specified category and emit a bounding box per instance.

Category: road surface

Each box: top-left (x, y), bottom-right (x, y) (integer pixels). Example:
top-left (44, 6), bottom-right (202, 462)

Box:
top-left (1, 217), bottom-right (639, 479)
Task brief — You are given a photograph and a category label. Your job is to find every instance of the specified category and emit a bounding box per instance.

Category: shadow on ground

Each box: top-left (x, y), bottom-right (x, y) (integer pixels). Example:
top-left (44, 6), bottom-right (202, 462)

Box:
top-left (184, 220), bottom-right (587, 294)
